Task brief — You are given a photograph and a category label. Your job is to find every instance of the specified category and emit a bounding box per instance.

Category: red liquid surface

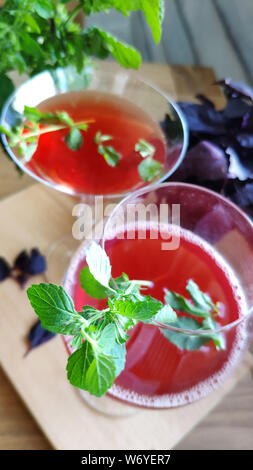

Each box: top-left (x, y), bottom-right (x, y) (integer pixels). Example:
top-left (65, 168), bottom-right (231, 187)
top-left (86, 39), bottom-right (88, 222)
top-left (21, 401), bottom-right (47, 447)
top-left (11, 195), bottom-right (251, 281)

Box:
top-left (70, 227), bottom-right (244, 402)
top-left (26, 91), bottom-right (166, 195)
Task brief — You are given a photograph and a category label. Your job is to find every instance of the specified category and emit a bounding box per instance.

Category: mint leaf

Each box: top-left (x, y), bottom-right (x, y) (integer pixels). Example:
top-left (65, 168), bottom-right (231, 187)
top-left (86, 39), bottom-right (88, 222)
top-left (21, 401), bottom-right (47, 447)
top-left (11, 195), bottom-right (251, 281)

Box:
top-left (110, 342), bottom-right (126, 376)
top-left (81, 305), bottom-right (102, 321)
top-left (84, 1), bottom-right (164, 43)
top-left (0, 74), bottom-right (15, 111)
top-left (85, 351), bottom-right (116, 397)
top-left (114, 315), bottom-right (132, 344)
top-left (56, 111), bottom-right (74, 127)
top-left (97, 322), bottom-right (127, 375)
top-left (80, 266), bottom-right (110, 299)
top-left (186, 279), bottom-right (218, 313)
top-left (83, 27), bottom-right (141, 69)
top-left (161, 317), bottom-right (212, 351)
top-left (138, 157), bottom-right (161, 182)
top-left (67, 341), bottom-right (93, 390)
top-left (20, 141), bottom-right (38, 164)
top-left (65, 127), bottom-right (83, 151)
top-left (114, 299), bottom-right (162, 320)
top-left (109, 274), bottom-right (130, 292)
top-left (23, 106), bottom-right (56, 123)
top-left (86, 242), bottom-right (112, 289)
top-left (33, 0), bottom-right (55, 19)
top-left (94, 132), bottom-right (112, 144)
top-left (23, 13), bottom-right (41, 34)
top-left (154, 304), bottom-right (177, 324)
top-left (27, 283), bottom-right (82, 335)
top-left (70, 333), bottom-right (83, 350)
top-left (20, 33), bottom-right (43, 59)
top-left (141, 0), bottom-right (164, 43)
top-left (95, 131), bottom-right (120, 167)
top-left (135, 139), bottom-right (155, 158)
top-left (98, 144), bottom-right (120, 167)
top-left (202, 317), bottom-right (226, 350)
top-left (98, 323), bottom-right (117, 351)
top-left (164, 289), bottom-right (211, 318)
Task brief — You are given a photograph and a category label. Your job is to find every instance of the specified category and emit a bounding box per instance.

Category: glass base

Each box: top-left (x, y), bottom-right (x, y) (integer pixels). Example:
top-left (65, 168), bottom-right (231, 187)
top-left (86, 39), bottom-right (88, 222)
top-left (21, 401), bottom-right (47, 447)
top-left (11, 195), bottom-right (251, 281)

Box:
top-left (79, 390), bottom-right (139, 417)
top-left (45, 235), bottom-right (81, 284)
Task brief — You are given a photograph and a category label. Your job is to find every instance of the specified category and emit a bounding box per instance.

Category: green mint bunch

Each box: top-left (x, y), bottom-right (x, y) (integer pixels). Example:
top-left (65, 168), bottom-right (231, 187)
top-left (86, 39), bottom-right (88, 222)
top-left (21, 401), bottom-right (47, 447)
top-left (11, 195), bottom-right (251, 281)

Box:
top-left (27, 242), bottom-right (225, 397)
top-left (0, 106), bottom-right (92, 163)
top-left (0, 1), bottom-right (165, 111)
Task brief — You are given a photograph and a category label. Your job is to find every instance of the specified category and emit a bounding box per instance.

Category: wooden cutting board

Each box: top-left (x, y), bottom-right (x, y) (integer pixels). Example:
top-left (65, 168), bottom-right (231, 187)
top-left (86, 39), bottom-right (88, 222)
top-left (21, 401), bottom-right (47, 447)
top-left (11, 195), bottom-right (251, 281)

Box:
top-left (0, 183), bottom-right (252, 450)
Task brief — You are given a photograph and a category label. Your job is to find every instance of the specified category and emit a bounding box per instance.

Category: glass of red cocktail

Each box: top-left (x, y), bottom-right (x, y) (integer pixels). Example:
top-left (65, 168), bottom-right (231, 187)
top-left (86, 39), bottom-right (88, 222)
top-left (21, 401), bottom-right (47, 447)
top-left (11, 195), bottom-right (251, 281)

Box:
top-left (0, 65), bottom-right (188, 282)
top-left (1, 66), bottom-right (188, 195)
top-left (62, 182), bottom-right (253, 413)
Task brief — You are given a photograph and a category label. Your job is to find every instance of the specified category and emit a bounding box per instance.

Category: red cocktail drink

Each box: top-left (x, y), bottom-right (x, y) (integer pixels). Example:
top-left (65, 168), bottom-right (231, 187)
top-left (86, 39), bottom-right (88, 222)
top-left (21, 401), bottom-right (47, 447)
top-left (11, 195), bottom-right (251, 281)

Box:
top-left (67, 224), bottom-right (246, 406)
top-left (26, 91), bottom-right (167, 195)
top-left (63, 183), bottom-right (253, 407)
top-left (1, 68), bottom-right (187, 199)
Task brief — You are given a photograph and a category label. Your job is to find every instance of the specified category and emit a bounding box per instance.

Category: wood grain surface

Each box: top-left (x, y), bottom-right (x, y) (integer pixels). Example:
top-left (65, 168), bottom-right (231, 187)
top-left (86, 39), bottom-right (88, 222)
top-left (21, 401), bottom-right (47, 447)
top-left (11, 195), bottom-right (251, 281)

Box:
top-left (0, 184), bottom-right (252, 451)
top-left (0, 63), bottom-right (252, 450)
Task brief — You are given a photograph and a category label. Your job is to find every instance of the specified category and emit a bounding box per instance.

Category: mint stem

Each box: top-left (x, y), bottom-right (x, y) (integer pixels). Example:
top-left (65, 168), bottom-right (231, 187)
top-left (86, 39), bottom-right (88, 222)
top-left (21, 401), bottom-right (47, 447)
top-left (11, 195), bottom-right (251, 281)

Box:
top-left (11, 120), bottom-right (94, 144)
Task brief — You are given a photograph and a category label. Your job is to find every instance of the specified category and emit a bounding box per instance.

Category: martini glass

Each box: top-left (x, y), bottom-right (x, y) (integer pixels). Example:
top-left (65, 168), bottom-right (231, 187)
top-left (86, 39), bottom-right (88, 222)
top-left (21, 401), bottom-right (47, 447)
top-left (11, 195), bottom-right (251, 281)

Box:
top-left (62, 182), bottom-right (253, 414)
top-left (0, 64), bottom-right (188, 283)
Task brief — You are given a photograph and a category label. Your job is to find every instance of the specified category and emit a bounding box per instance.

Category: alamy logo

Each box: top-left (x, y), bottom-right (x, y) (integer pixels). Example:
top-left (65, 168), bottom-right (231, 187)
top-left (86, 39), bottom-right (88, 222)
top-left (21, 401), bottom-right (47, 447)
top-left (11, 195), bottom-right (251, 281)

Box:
top-left (72, 197), bottom-right (181, 251)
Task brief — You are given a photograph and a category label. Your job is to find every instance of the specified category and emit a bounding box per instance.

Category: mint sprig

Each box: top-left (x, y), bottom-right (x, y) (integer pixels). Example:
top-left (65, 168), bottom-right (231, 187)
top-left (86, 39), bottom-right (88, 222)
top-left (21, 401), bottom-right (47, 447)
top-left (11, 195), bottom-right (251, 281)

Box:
top-left (163, 280), bottom-right (225, 350)
top-left (27, 242), bottom-right (226, 397)
top-left (0, 1), bottom-right (164, 115)
top-left (0, 106), bottom-right (92, 163)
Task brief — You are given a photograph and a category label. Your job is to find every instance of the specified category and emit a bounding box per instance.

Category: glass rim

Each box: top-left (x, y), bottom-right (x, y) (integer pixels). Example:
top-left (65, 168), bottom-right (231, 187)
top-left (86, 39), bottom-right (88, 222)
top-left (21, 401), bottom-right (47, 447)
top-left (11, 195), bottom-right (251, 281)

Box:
top-left (102, 181), bottom-right (253, 335)
top-left (0, 66), bottom-right (189, 200)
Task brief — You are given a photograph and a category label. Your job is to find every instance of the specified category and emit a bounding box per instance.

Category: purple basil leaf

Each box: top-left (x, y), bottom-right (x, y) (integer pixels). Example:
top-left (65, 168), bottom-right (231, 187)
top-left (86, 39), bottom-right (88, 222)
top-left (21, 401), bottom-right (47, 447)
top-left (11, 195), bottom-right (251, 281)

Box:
top-left (14, 248), bottom-right (46, 275)
top-left (26, 319), bottom-right (56, 354)
top-left (14, 250), bottom-right (30, 272)
top-left (177, 102), bottom-right (227, 135)
top-left (225, 179), bottom-right (253, 212)
top-left (227, 146), bottom-right (253, 181)
top-left (0, 257), bottom-right (11, 281)
top-left (241, 112), bottom-right (253, 132)
top-left (222, 97), bottom-right (252, 121)
top-left (217, 79), bottom-right (253, 102)
top-left (236, 133), bottom-right (253, 149)
top-left (172, 141), bottom-right (228, 181)
top-left (28, 248), bottom-right (47, 275)
top-left (196, 93), bottom-right (215, 108)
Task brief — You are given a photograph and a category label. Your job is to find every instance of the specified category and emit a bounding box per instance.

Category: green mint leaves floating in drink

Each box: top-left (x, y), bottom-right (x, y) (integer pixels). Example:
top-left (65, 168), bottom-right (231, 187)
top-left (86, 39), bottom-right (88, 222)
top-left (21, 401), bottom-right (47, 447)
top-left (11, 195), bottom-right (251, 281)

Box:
top-left (135, 139), bottom-right (155, 158)
top-left (94, 131), bottom-right (121, 167)
top-left (1, 105), bottom-right (162, 181)
top-left (64, 128), bottom-right (83, 151)
top-left (27, 242), bottom-right (226, 397)
top-left (138, 157), bottom-right (162, 182)
top-left (135, 138), bottom-right (162, 182)
top-left (0, 106), bottom-right (92, 163)
top-left (163, 281), bottom-right (225, 350)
